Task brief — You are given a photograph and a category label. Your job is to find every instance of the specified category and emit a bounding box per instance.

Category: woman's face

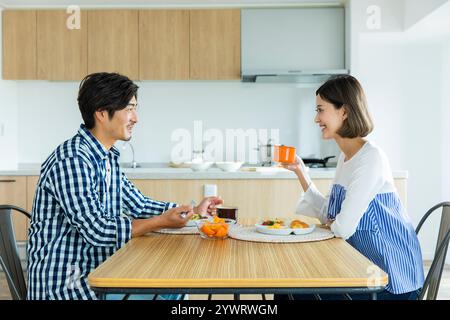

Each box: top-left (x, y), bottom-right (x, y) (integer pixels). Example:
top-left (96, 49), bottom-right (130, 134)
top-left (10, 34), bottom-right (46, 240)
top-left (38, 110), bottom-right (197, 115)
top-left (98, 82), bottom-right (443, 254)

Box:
top-left (315, 95), bottom-right (347, 140)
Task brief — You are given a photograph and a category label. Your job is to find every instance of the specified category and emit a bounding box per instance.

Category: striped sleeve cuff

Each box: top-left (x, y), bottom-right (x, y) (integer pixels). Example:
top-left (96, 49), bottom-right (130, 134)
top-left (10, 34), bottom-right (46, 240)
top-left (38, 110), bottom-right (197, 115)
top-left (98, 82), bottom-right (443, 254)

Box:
top-left (115, 215), bottom-right (132, 249)
top-left (165, 202), bottom-right (178, 211)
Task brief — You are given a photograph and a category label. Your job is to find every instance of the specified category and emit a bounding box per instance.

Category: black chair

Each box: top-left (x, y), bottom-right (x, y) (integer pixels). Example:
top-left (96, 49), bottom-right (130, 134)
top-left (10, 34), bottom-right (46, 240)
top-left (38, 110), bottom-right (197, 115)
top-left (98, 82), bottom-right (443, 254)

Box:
top-left (415, 202), bottom-right (450, 300)
top-left (0, 205), bottom-right (31, 300)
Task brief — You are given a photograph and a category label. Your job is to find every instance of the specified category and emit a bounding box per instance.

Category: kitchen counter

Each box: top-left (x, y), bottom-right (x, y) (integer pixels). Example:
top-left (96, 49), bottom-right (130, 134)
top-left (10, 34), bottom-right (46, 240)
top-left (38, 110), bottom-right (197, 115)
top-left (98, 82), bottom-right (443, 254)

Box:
top-left (0, 163), bottom-right (409, 180)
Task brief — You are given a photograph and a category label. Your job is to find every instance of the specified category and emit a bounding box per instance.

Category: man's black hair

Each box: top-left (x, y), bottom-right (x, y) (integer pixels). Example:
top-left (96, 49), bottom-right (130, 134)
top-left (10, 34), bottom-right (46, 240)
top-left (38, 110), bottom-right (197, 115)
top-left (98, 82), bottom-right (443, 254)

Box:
top-left (78, 72), bottom-right (139, 129)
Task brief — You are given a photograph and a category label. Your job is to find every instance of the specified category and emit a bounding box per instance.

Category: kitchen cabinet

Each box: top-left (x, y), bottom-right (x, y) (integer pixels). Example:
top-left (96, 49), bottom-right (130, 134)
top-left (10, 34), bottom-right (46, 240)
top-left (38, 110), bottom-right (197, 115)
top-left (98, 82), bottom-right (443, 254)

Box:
top-left (37, 10), bottom-right (88, 80)
top-left (132, 179), bottom-right (330, 221)
top-left (2, 10), bottom-right (37, 80)
top-left (0, 177), bottom-right (28, 241)
top-left (3, 8), bottom-right (241, 81)
top-left (1, 175), bottom-right (408, 240)
top-left (132, 178), bottom-right (408, 221)
top-left (87, 10), bottom-right (139, 79)
top-left (190, 9), bottom-right (241, 80)
top-left (139, 10), bottom-right (189, 80)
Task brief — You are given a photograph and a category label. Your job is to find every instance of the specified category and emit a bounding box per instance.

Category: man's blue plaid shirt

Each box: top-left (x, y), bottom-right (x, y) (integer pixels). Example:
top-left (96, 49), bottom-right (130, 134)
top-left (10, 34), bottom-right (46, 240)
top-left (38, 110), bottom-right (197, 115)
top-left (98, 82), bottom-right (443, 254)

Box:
top-left (27, 124), bottom-right (176, 299)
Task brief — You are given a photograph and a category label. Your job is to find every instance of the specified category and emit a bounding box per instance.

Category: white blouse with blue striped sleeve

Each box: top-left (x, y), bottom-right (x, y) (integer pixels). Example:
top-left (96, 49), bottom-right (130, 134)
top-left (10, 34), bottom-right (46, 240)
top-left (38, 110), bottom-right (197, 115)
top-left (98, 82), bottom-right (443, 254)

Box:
top-left (296, 141), bottom-right (424, 294)
top-left (296, 141), bottom-right (404, 240)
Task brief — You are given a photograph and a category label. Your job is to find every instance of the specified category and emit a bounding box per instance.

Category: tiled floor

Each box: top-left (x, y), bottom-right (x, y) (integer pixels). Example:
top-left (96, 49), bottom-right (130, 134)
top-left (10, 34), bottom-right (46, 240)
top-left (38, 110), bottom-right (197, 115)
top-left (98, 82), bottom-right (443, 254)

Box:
top-left (1, 261), bottom-right (449, 300)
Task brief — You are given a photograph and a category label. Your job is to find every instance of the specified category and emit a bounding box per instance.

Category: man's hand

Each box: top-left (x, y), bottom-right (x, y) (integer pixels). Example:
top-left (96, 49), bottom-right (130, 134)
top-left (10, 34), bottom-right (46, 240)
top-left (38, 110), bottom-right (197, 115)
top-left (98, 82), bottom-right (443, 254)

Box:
top-left (194, 196), bottom-right (224, 216)
top-left (131, 205), bottom-right (194, 237)
top-left (159, 205), bottom-right (194, 229)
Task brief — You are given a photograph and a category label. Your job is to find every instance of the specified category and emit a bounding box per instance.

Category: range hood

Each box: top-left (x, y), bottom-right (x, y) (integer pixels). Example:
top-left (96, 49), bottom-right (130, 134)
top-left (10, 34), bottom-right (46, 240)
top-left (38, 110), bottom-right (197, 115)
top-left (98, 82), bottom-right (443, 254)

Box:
top-left (241, 8), bottom-right (348, 83)
top-left (242, 69), bottom-right (349, 83)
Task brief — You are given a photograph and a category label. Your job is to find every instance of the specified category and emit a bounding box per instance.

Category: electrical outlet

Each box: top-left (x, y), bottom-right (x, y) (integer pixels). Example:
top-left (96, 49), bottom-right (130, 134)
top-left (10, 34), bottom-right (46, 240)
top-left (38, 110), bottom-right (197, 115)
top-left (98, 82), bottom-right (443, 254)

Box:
top-left (204, 184), bottom-right (217, 197)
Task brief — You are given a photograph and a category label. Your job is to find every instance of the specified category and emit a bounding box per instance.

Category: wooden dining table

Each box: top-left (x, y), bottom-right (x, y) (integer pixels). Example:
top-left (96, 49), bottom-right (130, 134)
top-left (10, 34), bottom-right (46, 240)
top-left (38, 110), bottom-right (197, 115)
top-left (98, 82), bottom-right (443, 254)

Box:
top-left (88, 223), bottom-right (388, 300)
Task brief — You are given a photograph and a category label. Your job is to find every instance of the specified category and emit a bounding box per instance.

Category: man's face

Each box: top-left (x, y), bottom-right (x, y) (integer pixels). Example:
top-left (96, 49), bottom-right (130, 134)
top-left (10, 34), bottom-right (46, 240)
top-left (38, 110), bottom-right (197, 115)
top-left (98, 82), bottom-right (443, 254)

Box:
top-left (105, 96), bottom-right (139, 142)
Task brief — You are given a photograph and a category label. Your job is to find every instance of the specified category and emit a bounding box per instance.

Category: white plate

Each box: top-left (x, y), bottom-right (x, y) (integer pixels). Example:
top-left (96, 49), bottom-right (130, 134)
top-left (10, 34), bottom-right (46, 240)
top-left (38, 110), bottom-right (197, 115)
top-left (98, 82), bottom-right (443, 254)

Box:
top-left (254, 224), bottom-right (292, 235)
top-left (291, 224), bottom-right (316, 235)
top-left (186, 218), bottom-right (207, 227)
top-left (254, 222), bottom-right (316, 236)
top-left (186, 220), bottom-right (196, 227)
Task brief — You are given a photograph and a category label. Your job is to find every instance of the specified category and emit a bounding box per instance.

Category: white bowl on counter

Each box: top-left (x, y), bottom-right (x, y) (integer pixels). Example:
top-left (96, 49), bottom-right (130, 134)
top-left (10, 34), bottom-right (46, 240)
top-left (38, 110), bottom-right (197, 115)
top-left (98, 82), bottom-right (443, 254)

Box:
top-left (215, 161), bottom-right (244, 172)
top-left (188, 161), bottom-right (214, 172)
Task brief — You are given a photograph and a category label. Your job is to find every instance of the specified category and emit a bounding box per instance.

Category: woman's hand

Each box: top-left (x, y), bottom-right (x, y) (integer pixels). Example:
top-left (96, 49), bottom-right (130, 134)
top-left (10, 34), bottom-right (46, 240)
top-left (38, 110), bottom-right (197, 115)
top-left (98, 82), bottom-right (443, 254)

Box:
top-left (281, 155), bottom-right (312, 192)
top-left (281, 155), bottom-right (307, 174)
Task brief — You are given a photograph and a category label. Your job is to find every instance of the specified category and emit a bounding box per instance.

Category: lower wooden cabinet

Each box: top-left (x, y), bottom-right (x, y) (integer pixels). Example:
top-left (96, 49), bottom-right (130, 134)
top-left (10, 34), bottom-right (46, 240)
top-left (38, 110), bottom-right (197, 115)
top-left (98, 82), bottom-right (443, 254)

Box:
top-left (131, 179), bottom-right (333, 223)
top-left (132, 178), bottom-right (407, 223)
top-left (0, 176), bottom-right (407, 241)
top-left (0, 177), bottom-right (28, 241)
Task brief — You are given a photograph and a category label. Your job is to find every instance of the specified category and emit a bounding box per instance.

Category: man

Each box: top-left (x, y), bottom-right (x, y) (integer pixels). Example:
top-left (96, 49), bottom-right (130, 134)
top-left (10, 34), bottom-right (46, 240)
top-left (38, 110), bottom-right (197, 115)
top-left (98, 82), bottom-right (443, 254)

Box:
top-left (27, 72), bottom-right (222, 300)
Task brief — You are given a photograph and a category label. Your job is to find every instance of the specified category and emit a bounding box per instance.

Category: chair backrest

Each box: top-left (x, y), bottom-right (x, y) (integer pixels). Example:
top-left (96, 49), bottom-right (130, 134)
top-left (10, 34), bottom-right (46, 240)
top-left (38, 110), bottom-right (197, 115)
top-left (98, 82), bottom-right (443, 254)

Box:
top-left (415, 202), bottom-right (450, 300)
top-left (0, 205), bottom-right (31, 300)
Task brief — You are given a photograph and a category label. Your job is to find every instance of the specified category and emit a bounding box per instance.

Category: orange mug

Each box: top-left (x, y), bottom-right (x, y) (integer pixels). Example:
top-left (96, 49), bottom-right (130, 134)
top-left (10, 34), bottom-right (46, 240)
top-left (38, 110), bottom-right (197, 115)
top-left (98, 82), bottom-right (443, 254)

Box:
top-left (274, 145), bottom-right (296, 164)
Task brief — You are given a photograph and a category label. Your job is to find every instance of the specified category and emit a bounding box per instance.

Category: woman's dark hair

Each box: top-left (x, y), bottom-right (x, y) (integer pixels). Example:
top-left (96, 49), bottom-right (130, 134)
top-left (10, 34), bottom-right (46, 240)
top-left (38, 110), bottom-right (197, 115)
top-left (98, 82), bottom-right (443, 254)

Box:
top-left (316, 75), bottom-right (373, 138)
top-left (78, 72), bottom-right (139, 129)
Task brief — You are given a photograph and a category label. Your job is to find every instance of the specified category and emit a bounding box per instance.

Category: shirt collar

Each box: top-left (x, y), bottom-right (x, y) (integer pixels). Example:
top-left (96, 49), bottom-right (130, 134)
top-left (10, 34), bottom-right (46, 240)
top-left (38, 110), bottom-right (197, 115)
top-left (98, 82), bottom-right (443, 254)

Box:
top-left (78, 124), bottom-right (121, 161)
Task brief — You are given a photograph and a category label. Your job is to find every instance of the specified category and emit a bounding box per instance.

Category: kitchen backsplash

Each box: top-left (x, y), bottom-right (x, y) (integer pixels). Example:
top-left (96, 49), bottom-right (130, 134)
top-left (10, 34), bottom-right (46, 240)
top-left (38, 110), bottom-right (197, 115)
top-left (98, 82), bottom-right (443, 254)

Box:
top-left (16, 81), bottom-right (339, 164)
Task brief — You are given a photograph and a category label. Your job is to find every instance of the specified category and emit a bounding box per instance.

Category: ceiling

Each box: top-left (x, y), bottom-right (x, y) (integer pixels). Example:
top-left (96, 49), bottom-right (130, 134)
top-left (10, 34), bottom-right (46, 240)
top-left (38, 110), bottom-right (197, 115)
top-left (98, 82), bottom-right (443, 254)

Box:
top-left (405, 0), bottom-right (450, 39)
top-left (0, 0), bottom-right (344, 8)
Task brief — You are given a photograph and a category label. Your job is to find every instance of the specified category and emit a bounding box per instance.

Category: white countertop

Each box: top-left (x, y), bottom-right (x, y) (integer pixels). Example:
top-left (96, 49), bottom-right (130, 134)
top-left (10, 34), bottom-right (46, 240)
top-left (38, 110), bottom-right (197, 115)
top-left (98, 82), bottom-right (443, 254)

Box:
top-left (0, 163), bottom-right (409, 180)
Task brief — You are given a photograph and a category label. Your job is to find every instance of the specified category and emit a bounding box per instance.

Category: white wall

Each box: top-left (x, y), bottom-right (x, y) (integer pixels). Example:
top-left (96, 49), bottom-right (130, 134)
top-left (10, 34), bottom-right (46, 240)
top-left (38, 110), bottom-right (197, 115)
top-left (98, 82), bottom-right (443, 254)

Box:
top-left (0, 8), bottom-right (19, 169)
top-left (442, 39), bottom-right (450, 201)
top-left (356, 35), bottom-right (443, 243)
top-left (16, 81), bottom-right (328, 164)
top-left (348, 0), bottom-right (450, 262)
top-left (440, 39), bottom-right (450, 265)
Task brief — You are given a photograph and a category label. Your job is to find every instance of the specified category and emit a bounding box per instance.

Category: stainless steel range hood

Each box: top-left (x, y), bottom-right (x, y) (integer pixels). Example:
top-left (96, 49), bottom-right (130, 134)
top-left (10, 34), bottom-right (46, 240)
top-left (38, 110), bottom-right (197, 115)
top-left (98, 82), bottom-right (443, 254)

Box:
top-left (241, 8), bottom-right (348, 83)
top-left (242, 69), bottom-right (349, 83)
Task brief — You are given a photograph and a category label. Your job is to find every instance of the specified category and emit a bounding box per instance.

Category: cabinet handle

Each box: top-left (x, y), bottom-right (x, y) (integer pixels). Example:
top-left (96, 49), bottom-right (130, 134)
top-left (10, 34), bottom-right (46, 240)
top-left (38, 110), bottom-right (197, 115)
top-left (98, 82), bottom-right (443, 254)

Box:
top-left (0, 180), bottom-right (16, 183)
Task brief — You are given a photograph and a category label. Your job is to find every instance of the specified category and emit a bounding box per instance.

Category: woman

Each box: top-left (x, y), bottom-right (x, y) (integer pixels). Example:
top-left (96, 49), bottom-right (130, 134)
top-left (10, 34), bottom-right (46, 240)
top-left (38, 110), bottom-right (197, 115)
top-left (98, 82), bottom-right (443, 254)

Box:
top-left (282, 75), bottom-right (424, 300)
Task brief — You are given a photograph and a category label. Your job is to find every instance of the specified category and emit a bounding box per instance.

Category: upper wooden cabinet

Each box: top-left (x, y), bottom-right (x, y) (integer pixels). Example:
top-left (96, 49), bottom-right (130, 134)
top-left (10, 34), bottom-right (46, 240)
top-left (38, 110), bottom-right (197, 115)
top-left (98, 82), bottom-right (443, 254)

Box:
top-left (37, 10), bottom-right (88, 80)
top-left (2, 8), bottom-right (241, 80)
top-left (190, 9), bottom-right (241, 80)
top-left (2, 10), bottom-right (37, 80)
top-left (139, 10), bottom-right (190, 80)
top-left (88, 10), bottom-right (139, 79)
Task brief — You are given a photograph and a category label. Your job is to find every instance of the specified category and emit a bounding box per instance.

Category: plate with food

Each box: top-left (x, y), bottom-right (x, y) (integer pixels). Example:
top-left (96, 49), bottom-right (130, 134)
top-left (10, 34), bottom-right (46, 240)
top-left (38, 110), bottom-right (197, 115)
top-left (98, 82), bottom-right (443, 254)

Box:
top-left (255, 218), bottom-right (315, 236)
top-left (185, 213), bottom-right (207, 227)
top-left (290, 219), bottom-right (316, 235)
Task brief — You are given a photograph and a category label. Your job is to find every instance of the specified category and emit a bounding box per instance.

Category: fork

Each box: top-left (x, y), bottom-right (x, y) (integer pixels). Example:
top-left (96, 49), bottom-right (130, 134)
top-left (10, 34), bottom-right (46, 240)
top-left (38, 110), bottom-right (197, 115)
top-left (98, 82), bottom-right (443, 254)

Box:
top-left (180, 200), bottom-right (197, 219)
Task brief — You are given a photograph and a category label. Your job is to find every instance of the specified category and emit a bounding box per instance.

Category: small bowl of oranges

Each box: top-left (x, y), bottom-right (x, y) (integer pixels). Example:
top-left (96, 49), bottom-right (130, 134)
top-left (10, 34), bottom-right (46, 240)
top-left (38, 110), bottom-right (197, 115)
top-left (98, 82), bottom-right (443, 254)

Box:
top-left (196, 215), bottom-right (235, 240)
